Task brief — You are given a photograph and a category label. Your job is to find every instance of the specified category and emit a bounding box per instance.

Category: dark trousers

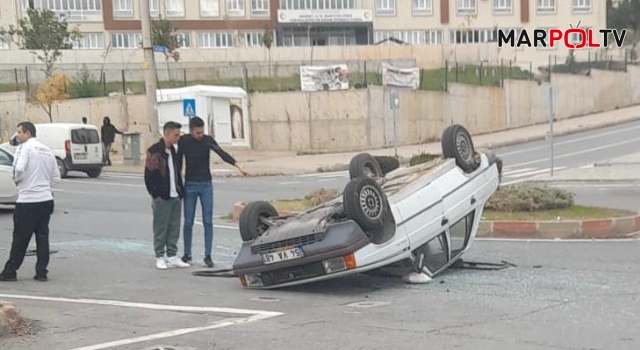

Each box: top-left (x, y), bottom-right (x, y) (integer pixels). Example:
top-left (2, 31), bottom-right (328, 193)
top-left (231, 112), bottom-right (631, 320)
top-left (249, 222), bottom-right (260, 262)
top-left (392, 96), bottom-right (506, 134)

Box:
top-left (102, 142), bottom-right (113, 165)
top-left (2, 200), bottom-right (55, 277)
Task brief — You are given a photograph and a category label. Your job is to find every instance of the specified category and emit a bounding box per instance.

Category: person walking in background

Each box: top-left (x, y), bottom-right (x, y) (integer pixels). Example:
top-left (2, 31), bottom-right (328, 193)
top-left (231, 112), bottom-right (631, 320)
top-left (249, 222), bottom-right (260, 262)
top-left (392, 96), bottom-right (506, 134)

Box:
top-left (144, 121), bottom-right (190, 270)
top-left (101, 116), bottom-right (123, 166)
top-left (82, 117), bottom-right (88, 124)
top-left (177, 116), bottom-right (248, 267)
top-left (0, 122), bottom-right (60, 282)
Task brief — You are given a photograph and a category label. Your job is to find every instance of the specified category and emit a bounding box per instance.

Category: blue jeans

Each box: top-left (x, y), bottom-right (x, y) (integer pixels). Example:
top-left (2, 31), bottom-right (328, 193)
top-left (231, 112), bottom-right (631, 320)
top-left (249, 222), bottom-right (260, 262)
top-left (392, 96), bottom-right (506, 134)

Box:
top-left (183, 181), bottom-right (214, 257)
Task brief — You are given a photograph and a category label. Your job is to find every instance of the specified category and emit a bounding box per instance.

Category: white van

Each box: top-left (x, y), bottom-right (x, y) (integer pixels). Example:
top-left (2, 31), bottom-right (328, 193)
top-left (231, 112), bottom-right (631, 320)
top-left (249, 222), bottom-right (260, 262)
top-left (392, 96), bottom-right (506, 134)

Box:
top-left (9, 123), bottom-right (103, 178)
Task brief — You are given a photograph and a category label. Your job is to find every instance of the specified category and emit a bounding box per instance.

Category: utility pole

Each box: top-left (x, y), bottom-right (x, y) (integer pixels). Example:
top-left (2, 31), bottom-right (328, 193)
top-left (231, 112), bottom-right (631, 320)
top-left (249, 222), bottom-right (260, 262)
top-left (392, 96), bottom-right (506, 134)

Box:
top-left (140, 0), bottom-right (160, 141)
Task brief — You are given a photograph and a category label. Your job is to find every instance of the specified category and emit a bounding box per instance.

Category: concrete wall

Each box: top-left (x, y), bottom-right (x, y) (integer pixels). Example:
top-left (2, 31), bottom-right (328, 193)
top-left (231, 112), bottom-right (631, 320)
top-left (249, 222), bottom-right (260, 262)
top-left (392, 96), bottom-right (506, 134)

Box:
top-left (2, 64), bottom-right (640, 153)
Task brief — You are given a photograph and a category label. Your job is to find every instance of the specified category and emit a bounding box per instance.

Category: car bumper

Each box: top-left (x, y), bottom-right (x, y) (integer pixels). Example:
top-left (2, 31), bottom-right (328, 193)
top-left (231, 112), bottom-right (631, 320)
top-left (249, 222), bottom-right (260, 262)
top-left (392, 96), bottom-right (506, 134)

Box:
top-left (232, 220), bottom-right (371, 288)
top-left (64, 156), bottom-right (103, 171)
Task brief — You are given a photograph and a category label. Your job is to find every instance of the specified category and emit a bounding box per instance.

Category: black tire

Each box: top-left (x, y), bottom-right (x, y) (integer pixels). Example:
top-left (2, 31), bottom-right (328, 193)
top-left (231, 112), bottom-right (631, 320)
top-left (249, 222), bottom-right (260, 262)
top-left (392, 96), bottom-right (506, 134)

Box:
top-left (86, 169), bottom-right (102, 178)
top-left (343, 176), bottom-right (387, 231)
top-left (239, 201), bottom-right (279, 242)
top-left (349, 153), bottom-right (383, 179)
top-left (441, 124), bottom-right (478, 173)
top-left (57, 158), bottom-right (68, 178)
top-left (373, 156), bottom-right (400, 176)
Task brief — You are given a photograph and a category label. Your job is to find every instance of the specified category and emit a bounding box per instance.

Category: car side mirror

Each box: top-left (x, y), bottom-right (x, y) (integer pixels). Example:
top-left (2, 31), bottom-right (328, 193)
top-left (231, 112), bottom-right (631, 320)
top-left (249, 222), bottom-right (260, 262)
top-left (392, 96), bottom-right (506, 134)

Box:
top-left (9, 136), bottom-right (18, 146)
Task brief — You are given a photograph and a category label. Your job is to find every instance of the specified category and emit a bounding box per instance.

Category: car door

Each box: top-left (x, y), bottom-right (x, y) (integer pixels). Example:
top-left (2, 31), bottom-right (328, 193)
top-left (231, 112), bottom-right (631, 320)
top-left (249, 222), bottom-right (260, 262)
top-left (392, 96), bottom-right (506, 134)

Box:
top-left (0, 148), bottom-right (17, 204)
top-left (394, 183), bottom-right (447, 252)
top-left (70, 128), bottom-right (102, 165)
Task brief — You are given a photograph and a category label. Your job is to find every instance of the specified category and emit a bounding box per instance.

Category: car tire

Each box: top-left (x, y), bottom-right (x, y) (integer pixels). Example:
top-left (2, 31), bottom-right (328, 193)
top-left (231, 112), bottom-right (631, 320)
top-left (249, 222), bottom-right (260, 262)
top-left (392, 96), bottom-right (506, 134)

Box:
top-left (86, 169), bottom-right (101, 178)
top-left (441, 124), bottom-right (479, 173)
top-left (239, 201), bottom-right (279, 242)
top-left (349, 153), bottom-right (383, 179)
top-left (343, 176), bottom-right (387, 232)
top-left (57, 158), bottom-right (68, 178)
top-left (373, 156), bottom-right (400, 176)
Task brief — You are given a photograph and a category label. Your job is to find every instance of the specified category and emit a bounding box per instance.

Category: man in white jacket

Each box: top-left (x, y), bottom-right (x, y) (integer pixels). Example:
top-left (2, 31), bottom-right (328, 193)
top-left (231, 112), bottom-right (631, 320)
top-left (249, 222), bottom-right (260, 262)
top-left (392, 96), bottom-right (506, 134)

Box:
top-left (0, 122), bottom-right (60, 282)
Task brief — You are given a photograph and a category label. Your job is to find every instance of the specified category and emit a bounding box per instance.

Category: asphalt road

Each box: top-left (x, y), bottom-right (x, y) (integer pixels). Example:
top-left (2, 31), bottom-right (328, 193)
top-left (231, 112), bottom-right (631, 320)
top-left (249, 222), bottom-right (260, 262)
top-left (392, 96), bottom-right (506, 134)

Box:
top-left (1, 122), bottom-right (639, 350)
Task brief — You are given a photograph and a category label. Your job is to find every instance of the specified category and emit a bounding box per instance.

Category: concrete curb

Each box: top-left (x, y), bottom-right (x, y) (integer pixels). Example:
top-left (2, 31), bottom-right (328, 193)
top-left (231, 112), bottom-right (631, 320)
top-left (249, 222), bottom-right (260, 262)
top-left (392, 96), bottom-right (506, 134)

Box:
top-left (231, 203), bottom-right (640, 240)
top-left (0, 300), bottom-right (21, 336)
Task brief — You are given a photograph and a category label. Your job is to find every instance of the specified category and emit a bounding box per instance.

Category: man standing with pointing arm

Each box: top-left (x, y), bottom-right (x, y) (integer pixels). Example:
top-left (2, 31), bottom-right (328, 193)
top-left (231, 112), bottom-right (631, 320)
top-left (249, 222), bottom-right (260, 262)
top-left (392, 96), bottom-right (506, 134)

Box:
top-left (0, 122), bottom-right (60, 282)
top-left (178, 116), bottom-right (248, 267)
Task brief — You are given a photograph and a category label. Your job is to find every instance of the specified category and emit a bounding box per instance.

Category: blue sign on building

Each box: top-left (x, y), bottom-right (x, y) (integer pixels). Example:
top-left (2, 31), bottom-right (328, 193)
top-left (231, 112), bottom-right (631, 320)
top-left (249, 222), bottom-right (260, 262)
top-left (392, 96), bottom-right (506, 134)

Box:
top-left (183, 99), bottom-right (196, 117)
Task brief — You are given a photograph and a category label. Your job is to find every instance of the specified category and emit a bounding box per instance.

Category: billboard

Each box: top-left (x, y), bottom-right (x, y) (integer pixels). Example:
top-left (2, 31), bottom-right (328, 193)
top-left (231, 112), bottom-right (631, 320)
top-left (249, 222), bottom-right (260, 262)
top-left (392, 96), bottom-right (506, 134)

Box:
top-left (382, 63), bottom-right (420, 90)
top-left (300, 64), bottom-right (349, 92)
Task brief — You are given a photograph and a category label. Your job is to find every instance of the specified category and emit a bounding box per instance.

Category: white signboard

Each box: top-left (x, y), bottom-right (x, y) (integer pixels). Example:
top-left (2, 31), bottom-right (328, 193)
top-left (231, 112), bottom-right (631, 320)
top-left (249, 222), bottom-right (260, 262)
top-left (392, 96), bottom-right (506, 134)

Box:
top-left (278, 9), bottom-right (373, 23)
top-left (300, 65), bottom-right (349, 92)
top-left (382, 64), bottom-right (421, 90)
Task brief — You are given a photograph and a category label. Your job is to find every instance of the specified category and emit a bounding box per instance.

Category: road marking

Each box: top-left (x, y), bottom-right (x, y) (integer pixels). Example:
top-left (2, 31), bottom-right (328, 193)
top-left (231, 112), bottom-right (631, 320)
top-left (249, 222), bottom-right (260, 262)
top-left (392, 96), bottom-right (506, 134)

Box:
top-left (0, 293), bottom-right (283, 350)
top-left (62, 179), bottom-right (145, 188)
top-left (501, 167), bottom-right (537, 176)
top-left (507, 137), bottom-right (640, 168)
top-left (477, 236), bottom-right (639, 243)
top-left (279, 181), bottom-right (302, 185)
top-left (195, 219), bottom-right (238, 230)
top-left (298, 170), bottom-right (348, 178)
top-left (505, 167), bottom-right (566, 179)
top-left (497, 123), bottom-right (640, 157)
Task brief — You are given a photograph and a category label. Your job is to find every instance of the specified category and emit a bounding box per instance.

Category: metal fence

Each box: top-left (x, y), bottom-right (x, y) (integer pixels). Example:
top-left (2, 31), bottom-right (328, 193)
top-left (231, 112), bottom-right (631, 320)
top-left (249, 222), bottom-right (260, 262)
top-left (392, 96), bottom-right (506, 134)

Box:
top-left (548, 50), bottom-right (632, 76)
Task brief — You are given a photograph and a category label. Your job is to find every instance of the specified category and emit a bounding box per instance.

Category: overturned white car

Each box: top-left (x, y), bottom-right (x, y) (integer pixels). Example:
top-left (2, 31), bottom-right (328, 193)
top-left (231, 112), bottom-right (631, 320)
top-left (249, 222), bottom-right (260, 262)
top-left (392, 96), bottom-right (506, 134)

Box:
top-left (232, 124), bottom-right (503, 289)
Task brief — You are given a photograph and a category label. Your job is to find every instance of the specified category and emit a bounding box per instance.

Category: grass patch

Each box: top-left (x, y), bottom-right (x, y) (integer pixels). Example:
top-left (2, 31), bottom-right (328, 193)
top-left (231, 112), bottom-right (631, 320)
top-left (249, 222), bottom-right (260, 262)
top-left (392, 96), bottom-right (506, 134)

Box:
top-left (421, 65), bottom-right (534, 91)
top-left (486, 184), bottom-right (574, 212)
top-left (483, 205), bottom-right (637, 221)
top-left (270, 188), bottom-right (340, 213)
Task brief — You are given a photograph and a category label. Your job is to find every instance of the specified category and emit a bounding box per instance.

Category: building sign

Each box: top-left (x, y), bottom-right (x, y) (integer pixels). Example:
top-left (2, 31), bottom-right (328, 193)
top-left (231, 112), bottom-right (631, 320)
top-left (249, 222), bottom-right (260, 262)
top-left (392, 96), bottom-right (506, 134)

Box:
top-left (382, 64), bottom-right (420, 90)
top-left (278, 9), bottom-right (372, 23)
top-left (300, 65), bottom-right (349, 92)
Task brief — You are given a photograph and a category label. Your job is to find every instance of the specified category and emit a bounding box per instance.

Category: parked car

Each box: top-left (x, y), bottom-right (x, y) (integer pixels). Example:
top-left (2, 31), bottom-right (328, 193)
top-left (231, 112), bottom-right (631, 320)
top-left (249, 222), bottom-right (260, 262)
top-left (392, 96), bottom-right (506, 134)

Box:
top-left (232, 124), bottom-right (503, 289)
top-left (0, 147), bottom-right (18, 208)
top-left (6, 123), bottom-right (103, 178)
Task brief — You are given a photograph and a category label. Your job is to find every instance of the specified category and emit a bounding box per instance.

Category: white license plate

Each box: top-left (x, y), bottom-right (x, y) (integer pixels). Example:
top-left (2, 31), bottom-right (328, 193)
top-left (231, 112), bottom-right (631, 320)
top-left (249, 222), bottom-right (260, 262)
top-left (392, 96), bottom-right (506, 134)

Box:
top-left (74, 153), bottom-right (87, 160)
top-left (262, 247), bottom-right (305, 265)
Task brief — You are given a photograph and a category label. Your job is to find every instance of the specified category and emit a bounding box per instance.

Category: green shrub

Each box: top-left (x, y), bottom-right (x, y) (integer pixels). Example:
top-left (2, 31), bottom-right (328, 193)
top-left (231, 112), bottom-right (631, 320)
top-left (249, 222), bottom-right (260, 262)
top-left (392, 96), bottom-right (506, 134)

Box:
top-left (69, 64), bottom-right (101, 98)
top-left (304, 188), bottom-right (340, 206)
top-left (485, 185), bottom-right (575, 212)
top-left (409, 152), bottom-right (439, 166)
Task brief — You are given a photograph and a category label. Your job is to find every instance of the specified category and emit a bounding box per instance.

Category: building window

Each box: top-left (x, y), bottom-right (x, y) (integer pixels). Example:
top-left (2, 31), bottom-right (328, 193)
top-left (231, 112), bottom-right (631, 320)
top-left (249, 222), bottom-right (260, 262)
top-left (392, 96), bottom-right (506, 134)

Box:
top-left (573, 0), bottom-right (591, 12)
top-left (113, 0), bottom-right (133, 17)
top-left (412, 0), bottom-right (432, 15)
top-left (457, 0), bottom-right (476, 14)
top-left (537, 0), bottom-right (555, 13)
top-left (72, 32), bottom-right (104, 49)
top-left (252, 0), bottom-right (269, 16)
top-left (200, 0), bottom-right (220, 16)
top-left (279, 0), bottom-right (355, 10)
top-left (175, 32), bottom-right (191, 48)
top-left (149, 0), bottom-right (160, 16)
top-left (227, 0), bottom-right (245, 16)
top-left (244, 32), bottom-right (264, 47)
top-left (198, 32), bottom-right (233, 48)
top-left (449, 27), bottom-right (513, 44)
top-left (493, 0), bottom-right (512, 13)
top-left (376, 0), bottom-right (396, 15)
top-left (569, 26), bottom-right (590, 45)
top-left (165, 0), bottom-right (185, 16)
top-left (23, 0), bottom-right (102, 20)
top-left (536, 27), bottom-right (556, 49)
top-left (111, 32), bottom-right (141, 49)
top-left (375, 30), bottom-right (443, 45)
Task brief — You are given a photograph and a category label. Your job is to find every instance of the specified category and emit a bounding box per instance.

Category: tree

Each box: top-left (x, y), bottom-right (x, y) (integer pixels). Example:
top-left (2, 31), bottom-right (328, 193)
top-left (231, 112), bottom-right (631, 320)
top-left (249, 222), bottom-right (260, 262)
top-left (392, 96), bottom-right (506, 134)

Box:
top-left (0, 8), bottom-right (81, 77)
top-left (607, 0), bottom-right (640, 60)
top-left (263, 25), bottom-right (274, 77)
top-left (35, 72), bottom-right (70, 122)
top-left (152, 16), bottom-right (182, 81)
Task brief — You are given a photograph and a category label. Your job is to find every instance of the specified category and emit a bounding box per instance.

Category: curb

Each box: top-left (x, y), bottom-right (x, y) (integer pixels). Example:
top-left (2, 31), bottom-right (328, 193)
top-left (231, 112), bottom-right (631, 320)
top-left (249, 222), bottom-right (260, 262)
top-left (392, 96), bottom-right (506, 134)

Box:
top-left (0, 300), bottom-right (21, 336)
top-left (232, 203), bottom-right (640, 240)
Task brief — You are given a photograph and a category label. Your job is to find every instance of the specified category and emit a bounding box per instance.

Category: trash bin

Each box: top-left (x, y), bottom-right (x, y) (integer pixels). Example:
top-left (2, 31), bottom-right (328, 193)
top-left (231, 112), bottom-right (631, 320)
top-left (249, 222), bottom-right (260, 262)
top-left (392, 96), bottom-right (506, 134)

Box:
top-left (122, 132), bottom-right (141, 166)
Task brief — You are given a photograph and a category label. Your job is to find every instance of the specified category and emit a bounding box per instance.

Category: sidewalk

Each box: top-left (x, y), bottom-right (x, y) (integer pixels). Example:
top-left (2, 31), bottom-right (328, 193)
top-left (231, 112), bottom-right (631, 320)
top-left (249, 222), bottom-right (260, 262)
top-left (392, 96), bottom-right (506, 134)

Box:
top-left (106, 104), bottom-right (640, 177)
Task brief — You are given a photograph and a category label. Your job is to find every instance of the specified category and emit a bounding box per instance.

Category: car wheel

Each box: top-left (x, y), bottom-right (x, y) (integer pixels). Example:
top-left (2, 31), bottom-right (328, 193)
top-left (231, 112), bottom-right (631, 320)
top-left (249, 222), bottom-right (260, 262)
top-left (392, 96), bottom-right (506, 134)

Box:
top-left (349, 153), bottom-right (383, 179)
top-left (343, 176), bottom-right (387, 231)
top-left (373, 156), bottom-right (400, 176)
top-left (57, 158), bottom-right (68, 178)
top-left (86, 169), bottom-right (101, 178)
top-left (441, 124), bottom-right (479, 173)
top-left (239, 201), bottom-right (279, 242)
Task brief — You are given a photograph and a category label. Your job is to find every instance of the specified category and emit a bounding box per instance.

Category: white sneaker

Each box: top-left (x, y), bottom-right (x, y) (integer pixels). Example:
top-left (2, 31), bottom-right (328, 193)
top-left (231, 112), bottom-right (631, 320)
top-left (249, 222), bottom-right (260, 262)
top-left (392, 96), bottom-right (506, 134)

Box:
top-left (166, 256), bottom-right (190, 268)
top-left (156, 257), bottom-right (168, 270)
top-left (402, 271), bottom-right (432, 284)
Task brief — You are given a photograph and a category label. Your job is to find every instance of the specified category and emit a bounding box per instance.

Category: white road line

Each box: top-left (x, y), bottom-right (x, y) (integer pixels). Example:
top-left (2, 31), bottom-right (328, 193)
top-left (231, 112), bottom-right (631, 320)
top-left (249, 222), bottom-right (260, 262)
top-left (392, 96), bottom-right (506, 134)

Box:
top-left (508, 137), bottom-right (640, 168)
top-left (319, 179), bottom-right (340, 183)
top-left (0, 293), bottom-right (283, 350)
top-left (298, 171), bottom-right (348, 178)
top-left (477, 236), bottom-right (639, 243)
top-left (501, 167), bottom-right (537, 176)
top-left (279, 181), bottom-right (302, 185)
top-left (497, 123), bottom-right (640, 157)
top-left (505, 167), bottom-right (566, 179)
top-left (62, 179), bottom-right (145, 188)
top-left (196, 220), bottom-right (238, 230)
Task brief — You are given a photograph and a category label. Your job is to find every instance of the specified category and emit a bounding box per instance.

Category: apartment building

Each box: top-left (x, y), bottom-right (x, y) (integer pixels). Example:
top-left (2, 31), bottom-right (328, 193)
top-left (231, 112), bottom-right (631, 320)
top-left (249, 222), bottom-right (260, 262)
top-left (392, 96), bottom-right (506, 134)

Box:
top-left (0, 0), bottom-right (606, 52)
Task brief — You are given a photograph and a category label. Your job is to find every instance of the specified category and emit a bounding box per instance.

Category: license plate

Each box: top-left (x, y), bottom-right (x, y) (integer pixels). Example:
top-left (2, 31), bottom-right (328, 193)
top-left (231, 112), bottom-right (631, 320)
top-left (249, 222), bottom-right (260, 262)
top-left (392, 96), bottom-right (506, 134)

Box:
top-left (74, 153), bottom-right (87, 160)
top-left (262, 247), bottom-right (305, 265)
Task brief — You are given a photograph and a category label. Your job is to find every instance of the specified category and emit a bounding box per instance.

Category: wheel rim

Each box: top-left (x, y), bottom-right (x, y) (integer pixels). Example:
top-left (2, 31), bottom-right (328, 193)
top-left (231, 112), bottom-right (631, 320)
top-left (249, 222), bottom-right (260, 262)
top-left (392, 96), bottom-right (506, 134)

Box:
top-left (455, 133), bottom-right (472, 161)
top-left (359, 185), bottom-right (382, 220)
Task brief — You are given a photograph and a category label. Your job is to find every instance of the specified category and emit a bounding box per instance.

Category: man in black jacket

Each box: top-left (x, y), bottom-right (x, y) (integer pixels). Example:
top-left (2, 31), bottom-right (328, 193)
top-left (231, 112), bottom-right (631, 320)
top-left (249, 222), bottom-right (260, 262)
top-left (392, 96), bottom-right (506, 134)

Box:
top-left (101, 116), bottom-right (124, 166)
top-left (144, 121), bottom-right (190, 270)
